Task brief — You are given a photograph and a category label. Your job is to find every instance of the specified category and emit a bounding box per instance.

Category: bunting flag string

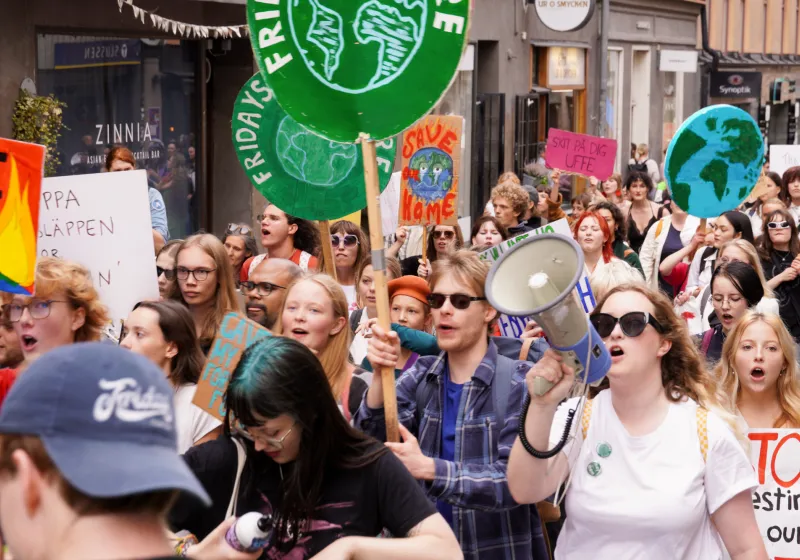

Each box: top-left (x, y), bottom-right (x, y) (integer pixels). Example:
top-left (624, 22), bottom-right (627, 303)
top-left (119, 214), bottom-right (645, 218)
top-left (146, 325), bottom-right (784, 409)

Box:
top-left (116, 0), bottom-right (248, 39)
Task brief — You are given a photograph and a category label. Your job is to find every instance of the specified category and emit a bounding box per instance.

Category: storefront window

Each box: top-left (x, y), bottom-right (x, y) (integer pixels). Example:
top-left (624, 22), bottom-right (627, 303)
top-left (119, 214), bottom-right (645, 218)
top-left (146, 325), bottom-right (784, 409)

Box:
top-left (606, 50), bottom-right (623, 170)
top-left (662, 71), bottom-right (683, 150)
top-left (37, 34), bottom-right (199, 239)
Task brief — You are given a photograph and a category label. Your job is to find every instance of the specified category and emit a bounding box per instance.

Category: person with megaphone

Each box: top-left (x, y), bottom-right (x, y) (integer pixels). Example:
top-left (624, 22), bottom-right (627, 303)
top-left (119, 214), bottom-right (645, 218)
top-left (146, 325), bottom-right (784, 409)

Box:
top-left (506, 284), bottom-right (768, 560)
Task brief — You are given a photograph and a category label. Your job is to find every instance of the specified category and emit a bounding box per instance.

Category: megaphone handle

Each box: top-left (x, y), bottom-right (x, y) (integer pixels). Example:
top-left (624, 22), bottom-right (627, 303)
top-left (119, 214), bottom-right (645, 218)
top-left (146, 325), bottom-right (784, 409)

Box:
top-left (532, 376), bottom-right (556, 397)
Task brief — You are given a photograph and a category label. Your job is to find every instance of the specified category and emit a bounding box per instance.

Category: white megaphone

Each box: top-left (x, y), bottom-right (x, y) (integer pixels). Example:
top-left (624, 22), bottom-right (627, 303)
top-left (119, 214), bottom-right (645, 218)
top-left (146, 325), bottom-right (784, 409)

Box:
top-left (485, 233), bottom-right (611, 396)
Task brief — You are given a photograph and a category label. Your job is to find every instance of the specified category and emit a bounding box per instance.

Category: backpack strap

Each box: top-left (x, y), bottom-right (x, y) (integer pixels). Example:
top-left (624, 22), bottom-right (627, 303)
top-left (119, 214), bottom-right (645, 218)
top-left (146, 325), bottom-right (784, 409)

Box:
top-left (349, 308), bottom-right (363, 334)
top-left (581, 398), bottom-right (594, 439)
top-left (699, 286), bottom-right (712, 319)
top-left (701, 328), bottom-right (714, 355)
top-left (226, 437), bottom-right (247, 518)
top-left (518, 337), bottom-right (535, 361)
top-left (493, 356), bottom-right (516, 427)
top-left (696, 407), bottom-right (708, 463)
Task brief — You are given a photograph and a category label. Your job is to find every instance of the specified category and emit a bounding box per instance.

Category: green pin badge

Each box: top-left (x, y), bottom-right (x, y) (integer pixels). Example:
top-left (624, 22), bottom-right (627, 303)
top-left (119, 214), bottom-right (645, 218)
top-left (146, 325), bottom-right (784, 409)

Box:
top-left (247, 0), bottom-right (471, 143)
top-left (587, 461), bottom-right (602, 477)
top-left (596, 442), bottom-right (612, 459)
top-left (232, 74), bottom-right (396, 220)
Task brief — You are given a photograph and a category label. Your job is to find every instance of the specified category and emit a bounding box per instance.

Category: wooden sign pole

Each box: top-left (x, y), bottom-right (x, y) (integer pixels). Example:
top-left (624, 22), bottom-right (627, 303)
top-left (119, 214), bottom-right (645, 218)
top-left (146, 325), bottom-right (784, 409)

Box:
top-left (360, 133), bottom-right (399, 443)
top-left (318, 220), bottom-right (338, 281)
top-left (421, 229), bottom-right (428, 264)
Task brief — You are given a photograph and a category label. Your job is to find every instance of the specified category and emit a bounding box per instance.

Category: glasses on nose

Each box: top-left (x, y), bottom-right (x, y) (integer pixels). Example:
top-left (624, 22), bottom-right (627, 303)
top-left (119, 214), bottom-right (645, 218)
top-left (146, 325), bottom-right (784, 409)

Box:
top-left (156, 266), bottom-right (176, 280)
top-left (239, 421), bottom-right (297, 450)
top-left (226, 223), bottom-right (252, 236)
top-left (7, 300), bottom-right (68, 322)
top-left (433, 230), bottom-right (455, 240)
top-left (768, 221), bottom-right (790, 230)
top-left (176, 267), bottom-right (216, 281)
top-left (241, 281), bottom-right (285, 296)
top-left (712, 294), bottom-right (743, 306)
top-left (427, 293), bottom-right (486, 310)
top-left (590, 311), bottom-right (664, 338)
top-left (331, 234), bottom-right (359, 248)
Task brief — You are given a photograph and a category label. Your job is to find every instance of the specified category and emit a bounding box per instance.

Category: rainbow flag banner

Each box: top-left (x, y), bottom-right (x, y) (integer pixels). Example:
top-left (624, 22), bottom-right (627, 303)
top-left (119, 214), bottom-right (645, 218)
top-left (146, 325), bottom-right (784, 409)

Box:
top-left (0, 138), bottom-right (46, 295)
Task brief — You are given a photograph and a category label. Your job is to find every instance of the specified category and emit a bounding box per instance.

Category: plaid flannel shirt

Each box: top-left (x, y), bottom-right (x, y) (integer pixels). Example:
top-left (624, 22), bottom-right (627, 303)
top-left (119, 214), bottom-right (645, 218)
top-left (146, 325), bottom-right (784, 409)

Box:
top-left (354, 341), bottom-right (547, 560)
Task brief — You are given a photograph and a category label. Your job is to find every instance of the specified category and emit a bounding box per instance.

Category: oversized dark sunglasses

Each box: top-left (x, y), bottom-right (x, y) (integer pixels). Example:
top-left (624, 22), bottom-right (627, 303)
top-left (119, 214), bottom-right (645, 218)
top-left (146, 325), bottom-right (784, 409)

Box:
top-left (427, 293), bottom-right (486, 310)
top-left (767, 221), bottom-right (790, 230)
top-left (590, 312), bottom-right (665, 338)
top-left (433, 230), bottom-right (455, 240)
top-left (331, 234), bottom-right (359, 247)
top-left (156, 266), bottom-right (176, 280)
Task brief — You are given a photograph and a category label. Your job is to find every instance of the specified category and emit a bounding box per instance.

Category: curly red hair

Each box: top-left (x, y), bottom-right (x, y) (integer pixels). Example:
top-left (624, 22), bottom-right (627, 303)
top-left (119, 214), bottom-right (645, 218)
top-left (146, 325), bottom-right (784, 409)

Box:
top-left (573, 210), bottom-right (614, 263)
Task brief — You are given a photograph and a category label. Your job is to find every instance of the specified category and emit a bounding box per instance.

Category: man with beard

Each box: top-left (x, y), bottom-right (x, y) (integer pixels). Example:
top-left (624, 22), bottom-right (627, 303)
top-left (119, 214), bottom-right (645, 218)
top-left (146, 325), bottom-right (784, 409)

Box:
top-left (242, 258), bottom-right (302, 330)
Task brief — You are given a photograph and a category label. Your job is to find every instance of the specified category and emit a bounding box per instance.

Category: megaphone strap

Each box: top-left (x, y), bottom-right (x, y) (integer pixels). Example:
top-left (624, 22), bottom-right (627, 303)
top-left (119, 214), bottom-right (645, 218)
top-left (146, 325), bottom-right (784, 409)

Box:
top-left (580, 399), bottom-right (594, 440)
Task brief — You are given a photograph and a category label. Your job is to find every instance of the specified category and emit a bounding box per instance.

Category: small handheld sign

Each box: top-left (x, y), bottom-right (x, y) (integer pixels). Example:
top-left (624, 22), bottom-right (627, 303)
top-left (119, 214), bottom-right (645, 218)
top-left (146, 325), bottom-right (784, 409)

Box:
top-left (193, 312), bottom-right (271, 421)
top-left (399, 115), bottom-right (463, 227)
top-left (544, 129), bottom-right (617, 181)
top-left (247, 0), bottom-right (471, 143)
top-left (664, 105), bottom-right (764, 219)
top-left (232, 75), bottom-right (396, 221)
top-left (0, 138), bottom-right (46, 295)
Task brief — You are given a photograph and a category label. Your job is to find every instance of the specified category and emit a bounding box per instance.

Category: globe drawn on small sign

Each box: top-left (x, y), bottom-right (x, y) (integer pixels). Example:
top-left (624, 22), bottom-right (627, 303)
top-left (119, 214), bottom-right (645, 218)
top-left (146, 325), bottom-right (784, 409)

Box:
top-left (665, 104), bottom-right (765, 219)
top-left (232, 74), bottom-right (396, 220)
top-left (247, 0), bottom-right (471, 143)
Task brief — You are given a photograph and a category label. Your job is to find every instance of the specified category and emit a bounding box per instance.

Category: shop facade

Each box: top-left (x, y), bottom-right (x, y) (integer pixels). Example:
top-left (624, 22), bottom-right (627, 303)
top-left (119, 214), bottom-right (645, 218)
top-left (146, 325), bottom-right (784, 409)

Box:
top-left (606, 0), bottom-right (703, 173)
top-left (0, 0), bottom-right (254, 235)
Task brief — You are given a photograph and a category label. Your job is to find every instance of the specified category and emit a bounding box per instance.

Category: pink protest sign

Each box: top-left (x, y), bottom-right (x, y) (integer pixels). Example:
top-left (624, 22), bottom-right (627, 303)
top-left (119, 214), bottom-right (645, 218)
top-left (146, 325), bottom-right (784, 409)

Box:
top-left (544, 129), bottom-right (618, 181)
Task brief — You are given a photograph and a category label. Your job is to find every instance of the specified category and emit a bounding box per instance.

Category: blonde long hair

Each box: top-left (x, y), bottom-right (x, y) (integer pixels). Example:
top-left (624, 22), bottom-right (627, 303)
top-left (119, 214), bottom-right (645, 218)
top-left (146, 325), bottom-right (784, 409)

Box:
top-left (170, 234), bottom-right (239, 348)
top-left (715, 311), bottom-right (800, 428)
top-left (717, 239), bottom-right (774, 298)
top-left (596, 284), bottom-right (740, 435)
top-left (276, 274), bottom-right (352, 400)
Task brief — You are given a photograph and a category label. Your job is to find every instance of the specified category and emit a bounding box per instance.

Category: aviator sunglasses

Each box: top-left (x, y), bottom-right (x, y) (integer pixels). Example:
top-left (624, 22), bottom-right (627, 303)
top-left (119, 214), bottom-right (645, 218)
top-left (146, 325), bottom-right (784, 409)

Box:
top-left (590, 311), bottom-right (665, 338)
top-left (427, 293), bottom-right (486, 310)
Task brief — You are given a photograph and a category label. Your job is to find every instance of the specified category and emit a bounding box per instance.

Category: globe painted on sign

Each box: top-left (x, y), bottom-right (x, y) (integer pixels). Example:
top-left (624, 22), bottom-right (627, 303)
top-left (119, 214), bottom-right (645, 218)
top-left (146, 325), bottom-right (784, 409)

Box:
top-left (665, 105), bottom-right (764, 219)
top-left (275, 116), bottom-right (358, 187)
top-left (407, 147), bottom-right (453, 202)
top-left (288, 0), bottom-right (427, 94)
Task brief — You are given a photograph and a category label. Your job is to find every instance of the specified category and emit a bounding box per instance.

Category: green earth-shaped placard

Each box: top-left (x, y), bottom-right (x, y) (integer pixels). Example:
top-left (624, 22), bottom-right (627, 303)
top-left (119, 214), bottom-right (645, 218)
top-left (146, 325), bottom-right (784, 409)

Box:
top-left (232, 74), bottom-right (396, 220)
top-left (665, 104), bottom-right (765, 219)
top-left (246, 0), bottom-right (471, 143)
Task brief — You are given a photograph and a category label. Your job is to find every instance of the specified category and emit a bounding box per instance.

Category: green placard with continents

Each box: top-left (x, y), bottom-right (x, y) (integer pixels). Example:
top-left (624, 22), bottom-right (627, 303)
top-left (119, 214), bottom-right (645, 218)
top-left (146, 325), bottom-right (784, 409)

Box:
top-left (247, 0), bottom-right (471, 143)
top-left (232, 74), bottom-right (396, 220)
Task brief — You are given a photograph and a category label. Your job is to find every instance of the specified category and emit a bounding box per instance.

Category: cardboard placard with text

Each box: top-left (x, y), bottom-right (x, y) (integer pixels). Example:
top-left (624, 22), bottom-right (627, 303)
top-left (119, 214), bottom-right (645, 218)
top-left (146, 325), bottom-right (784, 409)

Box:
top-left (747, 429), bottom-right (800, 559)
top-left (37, 170), bottom-right (158, 331)
top-left (399, 115), bottom-right (463, 227)
top-left (479, 218), bottom-right (596, 338)
top-left (193, 312), bottom-right (271, 421)
top-left (544, 128), bottom-right (618, 181)
top-left (0, 138), bottom-right (46, 295)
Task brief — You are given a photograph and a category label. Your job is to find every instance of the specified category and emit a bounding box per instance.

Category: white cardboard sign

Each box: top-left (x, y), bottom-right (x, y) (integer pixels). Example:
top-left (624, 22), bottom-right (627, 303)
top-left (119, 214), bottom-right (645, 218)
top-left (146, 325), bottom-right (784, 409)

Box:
top-left (769, 145), bottom-right (800, 177)
top-left (37, 170), bottom-right (159, 332)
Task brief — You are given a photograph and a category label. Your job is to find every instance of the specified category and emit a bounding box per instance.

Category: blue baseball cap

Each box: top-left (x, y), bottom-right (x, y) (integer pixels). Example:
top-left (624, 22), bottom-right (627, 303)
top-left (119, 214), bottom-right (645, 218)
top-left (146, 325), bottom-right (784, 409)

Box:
top-left (0, 343), bottom-right (210, 505)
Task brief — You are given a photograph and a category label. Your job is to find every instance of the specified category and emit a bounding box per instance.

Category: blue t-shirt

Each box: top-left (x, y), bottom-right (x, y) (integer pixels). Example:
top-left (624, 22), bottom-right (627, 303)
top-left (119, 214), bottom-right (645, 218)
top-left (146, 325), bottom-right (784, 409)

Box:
top-left (436, 362), bottom-right (464, 527)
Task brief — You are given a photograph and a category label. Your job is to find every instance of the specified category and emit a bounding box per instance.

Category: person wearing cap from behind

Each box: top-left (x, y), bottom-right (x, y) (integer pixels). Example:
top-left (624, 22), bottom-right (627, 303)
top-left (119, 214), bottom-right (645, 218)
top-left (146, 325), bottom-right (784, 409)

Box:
top-left (0, 342), bottom-right (257, 560)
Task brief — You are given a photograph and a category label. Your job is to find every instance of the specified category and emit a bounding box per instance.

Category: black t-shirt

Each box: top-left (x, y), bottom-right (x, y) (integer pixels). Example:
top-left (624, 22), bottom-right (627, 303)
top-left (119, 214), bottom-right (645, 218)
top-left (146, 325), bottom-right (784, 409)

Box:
top-left (169, 437), bottom-right (436, 559)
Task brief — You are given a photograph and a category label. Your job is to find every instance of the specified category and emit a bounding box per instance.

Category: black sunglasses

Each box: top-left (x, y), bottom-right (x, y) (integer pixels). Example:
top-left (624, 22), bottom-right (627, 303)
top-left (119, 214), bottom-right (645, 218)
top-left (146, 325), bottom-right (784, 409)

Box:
top-left (767, 221), bottom-right (790, 230)
top-left (427, 293), bottom-right (486, 310)
top-left (331, 234), bottom-right (359, 247)
top-left (156, 266), bottom-right (176, 280)
top-left (590, 312), bottom-right (665, 338)
top-left (241, 281), bottom-right (285, 295)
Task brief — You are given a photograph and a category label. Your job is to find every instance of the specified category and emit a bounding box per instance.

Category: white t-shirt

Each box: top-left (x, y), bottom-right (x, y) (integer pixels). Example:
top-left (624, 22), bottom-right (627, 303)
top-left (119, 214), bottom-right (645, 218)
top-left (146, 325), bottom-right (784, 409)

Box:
top-left (341, 284), bottom-right (358, 312)
top-left (174, 384), bottom-right (223, 454)
top-left (551, 391), bottom-right (756, 560)
top-left (349, 309), bottom-right (371, 366)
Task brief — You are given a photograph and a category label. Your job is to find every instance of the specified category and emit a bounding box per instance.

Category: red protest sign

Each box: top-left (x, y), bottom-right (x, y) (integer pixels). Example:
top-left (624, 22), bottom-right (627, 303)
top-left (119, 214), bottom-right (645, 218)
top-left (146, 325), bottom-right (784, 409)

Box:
top-left (399, 115), bottom-right (462, 227)
top-left (544, 128), bottom-right (618, 181)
